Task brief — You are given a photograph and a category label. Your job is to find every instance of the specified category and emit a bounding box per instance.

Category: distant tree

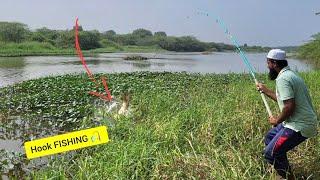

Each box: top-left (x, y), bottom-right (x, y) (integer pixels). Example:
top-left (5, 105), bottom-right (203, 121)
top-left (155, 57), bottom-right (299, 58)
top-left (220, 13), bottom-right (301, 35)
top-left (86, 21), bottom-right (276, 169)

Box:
top-left (30, 32), bottom-right (47, 42)
top-left (100, 39), bottom-right (121, 49)
top-left (36, 27), bottom-right (59, 40)
top-left (55, 30), bottom-right (74, 49)
top-left (156, 36), bottom-right (208, 52)
top-left (29, 27), bottom-right (59, 45)
top-left (89, 30), bottom-right (101, 40)
top-left (55, 30), bottom-right (101, 50)
top-left (0, 22), bottom-right (29, 43)
top-left (78, 31), bottom-right (101, 50)
top-left (104, 30), bottom-right (116, 36)
top-left (217, 43), bottom-right (235, 51)
top-left (154, 31), bottom-right (167, 37)
top-left (132, 28), bottom-right (153, 38)
top-left (157, 36), bottom-right (178, 51)
top-left (176, 36), bottom-right (208, 52)
top-left (72, 25), bottom-right (83, 31)
top-left (113, 34), bottom-right (137, 45)
top-left (207, 42), bottom-right (221, 51)
top-left (136, 37), bottom-right (155, 46)
top-left (311, 32), bottom-right (320, 40)
top-left (244, 43), bottom-right (248, 47)
top-left (102, 30), bottom-right (117, 41)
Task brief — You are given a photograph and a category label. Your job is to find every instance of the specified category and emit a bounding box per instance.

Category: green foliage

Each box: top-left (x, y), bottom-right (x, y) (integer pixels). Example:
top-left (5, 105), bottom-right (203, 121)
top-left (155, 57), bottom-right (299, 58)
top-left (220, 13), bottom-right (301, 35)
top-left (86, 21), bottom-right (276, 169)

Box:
top-left (104, 30), bottom-right (116, 36)
top-left (0, 22), bottom-right (29, 43)
top-left (30, 27), bottom-right (59, 45)
top-left (55, 30), bottom-right (101, 50)
top-left (177, 36), bottom-right (208, 52)
top-left (0, 41), bottom-right (78, 57)
top-left (0, 41), bottom-right (55, 52)
top-left (154, 31), bottom-right (167, 37)
top-left (114, 34), bottom-right (137, 46)
top-left (135, 36), bottom-right (156, 46)
top-left (54, 30), bottom-right (74, 49)
top-left (298, 33), bottom-right (320, 68)
top-left (99, 39), bottom-right (122, 49)
top-left (0, 21), bottom-right (271, 56)
top-left (29, 32), bottom-right (47, 43)
top-left (156, 36), bottom-right (209, 52)
top-left (78, 31), bottom-right (101, 50)
top-left (103, 30), bottom-right (117, 41)
top-left (274, 46), bottom-right (298, 53)
top-left (132, 28), bottom-right (153, 38)
top-left (120, 45), bottom-right (166, 53)
top-left (311, 32), bottom-right (320, 40)
top-left (217, 43), bottom-right (236, 51)
top-left (73, 25), bottom-right (83, 32)
top-left (206, 42), bottom-right (221, 51)
top-left (1, 72), bottom-right (319, 179)
top-left (241, 45), bottom-right (271, 52)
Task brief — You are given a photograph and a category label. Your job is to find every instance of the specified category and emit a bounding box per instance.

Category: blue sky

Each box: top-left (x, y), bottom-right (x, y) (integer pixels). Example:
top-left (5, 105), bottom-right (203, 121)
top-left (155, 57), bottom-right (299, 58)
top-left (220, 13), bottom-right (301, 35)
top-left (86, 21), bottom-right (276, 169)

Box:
top-left (0, 0), bottom-right (319, 46)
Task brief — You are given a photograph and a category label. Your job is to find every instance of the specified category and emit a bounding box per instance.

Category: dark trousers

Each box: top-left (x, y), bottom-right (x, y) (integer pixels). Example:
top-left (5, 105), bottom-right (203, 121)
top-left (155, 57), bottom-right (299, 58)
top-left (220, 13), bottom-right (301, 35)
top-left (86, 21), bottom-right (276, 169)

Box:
top-left (264, 123), bottom-right (307, 178)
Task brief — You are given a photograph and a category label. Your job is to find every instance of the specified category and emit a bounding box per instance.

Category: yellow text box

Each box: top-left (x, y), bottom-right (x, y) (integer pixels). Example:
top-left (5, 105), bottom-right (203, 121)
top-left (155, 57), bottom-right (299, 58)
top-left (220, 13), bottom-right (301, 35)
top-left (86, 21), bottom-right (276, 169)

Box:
top-left (24, 126), bottom-right (109, 159)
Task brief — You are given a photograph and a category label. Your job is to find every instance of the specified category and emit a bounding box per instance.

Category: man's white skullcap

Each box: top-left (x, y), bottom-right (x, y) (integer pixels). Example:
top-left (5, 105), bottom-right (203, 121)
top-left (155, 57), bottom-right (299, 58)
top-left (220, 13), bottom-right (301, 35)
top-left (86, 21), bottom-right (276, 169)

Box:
top-left (267, 49), bottom-right (286, 61)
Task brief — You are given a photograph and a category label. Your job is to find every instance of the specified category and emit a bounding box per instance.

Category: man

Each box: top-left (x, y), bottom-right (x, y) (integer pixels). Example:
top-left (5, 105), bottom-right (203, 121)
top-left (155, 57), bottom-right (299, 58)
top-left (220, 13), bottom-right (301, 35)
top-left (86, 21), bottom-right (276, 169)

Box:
top-left (256, 49), bottom-right (318, 179)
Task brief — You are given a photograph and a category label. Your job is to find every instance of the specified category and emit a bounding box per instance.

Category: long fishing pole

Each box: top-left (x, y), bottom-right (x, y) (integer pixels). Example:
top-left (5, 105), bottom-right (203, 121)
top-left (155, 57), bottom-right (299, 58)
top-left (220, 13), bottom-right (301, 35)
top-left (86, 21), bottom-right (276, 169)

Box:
top-left (199, 12), bottom-right (273, 117)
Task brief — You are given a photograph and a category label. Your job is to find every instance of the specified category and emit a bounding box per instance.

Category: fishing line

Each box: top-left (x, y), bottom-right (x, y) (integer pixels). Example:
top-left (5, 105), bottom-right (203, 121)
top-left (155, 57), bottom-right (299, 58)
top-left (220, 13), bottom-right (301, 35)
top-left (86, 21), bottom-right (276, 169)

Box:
top-left (196, 11), bottom-right (272, 116)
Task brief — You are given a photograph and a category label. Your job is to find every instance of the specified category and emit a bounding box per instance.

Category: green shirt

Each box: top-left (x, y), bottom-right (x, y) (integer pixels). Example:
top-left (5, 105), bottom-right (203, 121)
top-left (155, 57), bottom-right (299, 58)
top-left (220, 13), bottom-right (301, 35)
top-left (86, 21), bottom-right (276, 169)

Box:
top-left (276, 66), bottom-right (318, 138)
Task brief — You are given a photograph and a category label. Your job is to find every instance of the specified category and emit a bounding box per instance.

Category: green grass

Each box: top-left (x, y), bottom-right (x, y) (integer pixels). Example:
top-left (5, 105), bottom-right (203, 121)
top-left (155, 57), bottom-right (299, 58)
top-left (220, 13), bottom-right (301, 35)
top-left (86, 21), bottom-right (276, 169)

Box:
top-left (298, 39), bottom-right (320, 68)
top-left (0, 41), bottom-right (76, 57)
top-left (0, 42), bottom-right (167, 57)
top-left (121, 45), bottom-right (168, 53)
top-left (0, 72), bottom-right (319, 179)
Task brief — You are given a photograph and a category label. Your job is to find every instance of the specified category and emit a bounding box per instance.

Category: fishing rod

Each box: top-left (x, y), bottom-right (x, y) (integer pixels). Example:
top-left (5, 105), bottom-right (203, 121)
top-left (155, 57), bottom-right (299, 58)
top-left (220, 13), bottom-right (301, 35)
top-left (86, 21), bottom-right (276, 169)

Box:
top-left (198, 12), bottom-right (273, 117)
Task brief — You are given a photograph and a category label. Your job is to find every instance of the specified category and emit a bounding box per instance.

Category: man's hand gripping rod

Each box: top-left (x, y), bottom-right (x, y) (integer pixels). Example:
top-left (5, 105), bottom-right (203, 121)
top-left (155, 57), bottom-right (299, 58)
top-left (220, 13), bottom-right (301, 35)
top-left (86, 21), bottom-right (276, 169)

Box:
top-left (254, 79), bottom-right (273, 117)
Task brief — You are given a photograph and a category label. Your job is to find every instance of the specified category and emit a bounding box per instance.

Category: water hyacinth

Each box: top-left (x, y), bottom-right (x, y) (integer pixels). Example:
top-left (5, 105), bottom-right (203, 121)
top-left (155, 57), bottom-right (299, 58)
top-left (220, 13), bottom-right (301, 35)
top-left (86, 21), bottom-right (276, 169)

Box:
top-left (0, 71), bottom-right (319, 179)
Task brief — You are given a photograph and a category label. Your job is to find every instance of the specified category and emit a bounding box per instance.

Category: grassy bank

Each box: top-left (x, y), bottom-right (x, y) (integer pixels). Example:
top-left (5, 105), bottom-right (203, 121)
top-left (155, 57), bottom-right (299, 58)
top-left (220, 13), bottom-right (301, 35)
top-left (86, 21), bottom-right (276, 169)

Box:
top-left (0, 42), bottom-right (167, 57)
top-left (297, 38), bottom-right (320, 68)
top-left (0, 72), bottom-right (319, 179)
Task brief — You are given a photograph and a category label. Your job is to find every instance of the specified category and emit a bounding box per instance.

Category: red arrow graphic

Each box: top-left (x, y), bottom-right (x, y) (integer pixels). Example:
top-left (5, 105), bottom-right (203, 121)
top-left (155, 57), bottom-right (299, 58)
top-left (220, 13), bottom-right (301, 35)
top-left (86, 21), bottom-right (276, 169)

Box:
top-left (75, 18), bottom-right (112, 101)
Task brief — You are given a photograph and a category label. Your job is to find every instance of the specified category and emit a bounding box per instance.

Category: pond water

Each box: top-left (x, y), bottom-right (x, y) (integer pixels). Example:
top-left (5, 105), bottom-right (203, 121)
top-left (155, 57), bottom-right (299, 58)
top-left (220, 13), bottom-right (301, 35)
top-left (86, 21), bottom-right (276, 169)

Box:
top-left (0, 52), bottom-right (314, 87)
top-left (0, 52), bottom-right (315, 178)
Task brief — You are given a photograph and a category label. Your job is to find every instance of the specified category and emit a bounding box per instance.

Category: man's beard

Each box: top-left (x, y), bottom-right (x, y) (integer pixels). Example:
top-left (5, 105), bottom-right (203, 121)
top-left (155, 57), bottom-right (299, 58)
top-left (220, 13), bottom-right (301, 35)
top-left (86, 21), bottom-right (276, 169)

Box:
top-left (269, 68), bottom-right (279, 80)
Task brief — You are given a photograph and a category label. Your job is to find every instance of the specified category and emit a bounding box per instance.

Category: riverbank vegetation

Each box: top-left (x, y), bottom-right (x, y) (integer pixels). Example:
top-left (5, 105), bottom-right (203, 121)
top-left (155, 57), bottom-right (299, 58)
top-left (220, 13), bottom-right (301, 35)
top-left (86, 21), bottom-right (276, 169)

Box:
top-left (0, 22), bottom-right (271, 57)
top-left (298, 32), bottom-right (320, 68)
top-left (0, 72), bottom-right (319, 179)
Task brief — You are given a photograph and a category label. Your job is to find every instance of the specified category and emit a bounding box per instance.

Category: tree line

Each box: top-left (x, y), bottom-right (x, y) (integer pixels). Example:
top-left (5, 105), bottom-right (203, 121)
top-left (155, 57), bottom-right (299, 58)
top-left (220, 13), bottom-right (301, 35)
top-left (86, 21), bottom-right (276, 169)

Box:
top-left (0, 21), bottom-right (270, 52)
